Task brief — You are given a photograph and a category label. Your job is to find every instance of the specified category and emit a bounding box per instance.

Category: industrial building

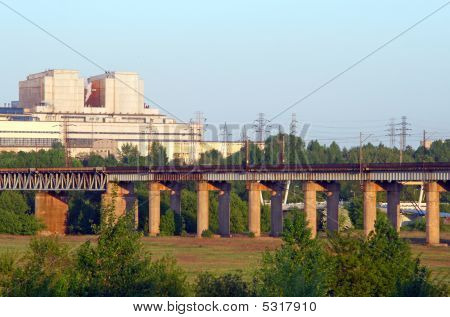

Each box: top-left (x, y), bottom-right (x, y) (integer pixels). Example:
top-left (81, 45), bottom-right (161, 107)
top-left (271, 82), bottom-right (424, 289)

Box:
top-left (0, 69), bottom-right (213, 161)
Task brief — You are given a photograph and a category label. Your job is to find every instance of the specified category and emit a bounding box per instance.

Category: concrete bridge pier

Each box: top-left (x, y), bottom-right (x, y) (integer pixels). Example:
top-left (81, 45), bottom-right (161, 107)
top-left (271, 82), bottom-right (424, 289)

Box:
top-left (102, 182), bottom-right (138, 227)
top-left (385, 182), bottom-right (402, 232)
top-left (303, 182), bottom-right (318, 238)
top-left (35, 191), bottom-right (68, 235)
top-left (302, 181), bottom-right (340, 238)
top-left (269, 183), bottom-right (284, 237)
top-left (247, 182), bottom-right (265, 237)
top-left (148, 181), bottom-right (183, 236)
top-left (169, 182), bottom-right (182, 215)
top-left (260, 182), bottom-right (285, 237)
top-left (326, 182), bottom-right (340, 232)
top-left (363, 181), bottom-right (383, 236)
top-left (425, 182), bottom-right (448, 246)
top-left (197, 181), bottom-right (210, 237)
top-left (215, 182), bottom-right (231, 237)
top-left (148, 182), bottom-right (163, 236)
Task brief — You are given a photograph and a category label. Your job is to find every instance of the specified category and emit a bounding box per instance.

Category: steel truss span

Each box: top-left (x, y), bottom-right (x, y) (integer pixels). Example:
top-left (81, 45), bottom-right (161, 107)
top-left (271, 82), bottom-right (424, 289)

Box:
top-left (0, 171), bottom-right (107, 191)
top-left (0, 163), bottom-right (448, 190)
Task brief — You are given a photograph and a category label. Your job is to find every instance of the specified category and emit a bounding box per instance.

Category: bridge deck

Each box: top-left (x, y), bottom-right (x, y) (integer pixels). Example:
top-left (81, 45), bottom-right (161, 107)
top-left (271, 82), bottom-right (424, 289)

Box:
top-left (0, 163), bottom-right (448, 190)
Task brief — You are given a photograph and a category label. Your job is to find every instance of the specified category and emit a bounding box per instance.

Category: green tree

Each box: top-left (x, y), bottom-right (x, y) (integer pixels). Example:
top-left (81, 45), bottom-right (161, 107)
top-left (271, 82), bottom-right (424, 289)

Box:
top-left (69, 190), bottom-right (188, 296)
top-left (0, 191), bottom-right (42, 235)
top-left (328, 217), bottom-right (448, 296)
top-left (253, 212), bottom-right (330, 296)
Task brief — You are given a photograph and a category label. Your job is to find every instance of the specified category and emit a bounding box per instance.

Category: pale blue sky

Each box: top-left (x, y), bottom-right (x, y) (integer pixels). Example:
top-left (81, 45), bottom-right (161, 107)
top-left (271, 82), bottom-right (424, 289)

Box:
top-left (0, 0), bottom-right (449, 146)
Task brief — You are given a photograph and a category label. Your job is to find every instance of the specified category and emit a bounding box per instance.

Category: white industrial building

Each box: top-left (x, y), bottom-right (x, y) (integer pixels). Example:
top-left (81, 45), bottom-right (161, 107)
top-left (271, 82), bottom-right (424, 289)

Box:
top-left (1, 69), bottom-right (204, 161)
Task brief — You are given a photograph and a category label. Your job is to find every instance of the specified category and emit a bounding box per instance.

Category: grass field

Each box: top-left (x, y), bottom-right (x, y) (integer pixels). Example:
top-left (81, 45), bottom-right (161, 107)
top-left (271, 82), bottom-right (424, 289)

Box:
top-left (0, 231), bottom-right (448, 283)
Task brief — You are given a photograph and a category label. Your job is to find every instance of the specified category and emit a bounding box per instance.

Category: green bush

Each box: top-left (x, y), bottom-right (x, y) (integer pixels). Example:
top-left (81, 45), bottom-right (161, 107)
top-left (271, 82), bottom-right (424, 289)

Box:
top-left (0, 237), bottom-right (72, 296)
top-left (345, 196), bottom-right (363, 229)
top-left (0, 193), bottom-right (189, 297)
top-left (195, 271), bottom-right (253, 296)
top-left (201, 229), bottom-right (213, 238)
top-left (253, 212), bottom-right (330, 296)
top-left (160, 209), bottom-right (176, 236)
top-left (247, 232), bottom-right (256, 238)
top-left (328, 217), bottom-right (448, 296)
top-left (0, 191), bottom-right (43, 235)
top-left (402, 217), bottom-right (426, 232)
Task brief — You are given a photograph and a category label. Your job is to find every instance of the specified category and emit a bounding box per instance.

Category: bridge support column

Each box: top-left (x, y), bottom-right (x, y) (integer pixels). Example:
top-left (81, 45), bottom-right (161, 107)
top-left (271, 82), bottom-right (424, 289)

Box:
top-left (197, 181), bottom-right (210, 237)
top-left (269, 183), bottom-right (284, 237)
top-left (148, 182), bottom-right (162, 236)
top-left (248, 182), bottom-right (263, 237)
top-left (303, 182), bottom-right (328, 238)
top-left (326, 182), bottom-right (340, 232)
top-left (35, 192), bottom-right (68, 235)
top-left (216, 182), bottom-right (231, 237)
top-left (102, 182), bottom-right (138, 227)
top-left (425, 182), bottom-right (448, 246)
top-left (169, 183), bottom-right (182, 215)
top-left (386, 183), bottom-right (402, 232)
top-left (363, 182), bottom-right (383, 236)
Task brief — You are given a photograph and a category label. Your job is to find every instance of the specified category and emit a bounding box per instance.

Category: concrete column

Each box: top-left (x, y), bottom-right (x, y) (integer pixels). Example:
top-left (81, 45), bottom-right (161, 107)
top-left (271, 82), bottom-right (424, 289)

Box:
top-left (197, 181), bottom-right (209, 237)
top-left (270, 183), bottom-right (284, 237)
top-left (425, 182), bottom-right (440, 245)
top-left (35, 192), bottom-right (68, 235)
top-left (218, 183), bottom-right (231, 237)
top-left (363, 182), bottom-right (378, 236)
top-left (102, 182), bottom-right (138, 226)
top-left (386, 183), bottom-right (402, 232)
top-left (148, 182), bottom-right (161, 236)
top-left (326, 183), bottom-right (340, 232)
top-left (303, 182), bottom-right (317, 238)
top-left (169, 183), bottom-right (182, 215)
top-left (248, 182), bottom-right (261, 237)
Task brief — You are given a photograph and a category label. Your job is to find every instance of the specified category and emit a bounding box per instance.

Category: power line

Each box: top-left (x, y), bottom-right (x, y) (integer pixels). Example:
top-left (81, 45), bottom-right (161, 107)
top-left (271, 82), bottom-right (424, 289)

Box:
top-left (268, 1), bottom-right (450, 122)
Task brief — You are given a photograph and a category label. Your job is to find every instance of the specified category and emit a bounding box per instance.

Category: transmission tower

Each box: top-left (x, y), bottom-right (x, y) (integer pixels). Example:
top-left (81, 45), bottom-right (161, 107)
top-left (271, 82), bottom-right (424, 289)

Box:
top-left (385, 118), bottom-right (396, 148)
top-left (395, 116), bottom-right (411, 163)
top-left (189, 112), bottom-right (206, 164)
top-left (63, 118), bottom-right (70, 167)
top-left (221, 122), bottom-right (232, 159)
top-left (189, 120), bottom-right (196, 164)
top-left (254, 113), bottom-right (268, 143)
top-left (289, 113), bottom-right (298, 136)
top-left (147, 119), bottom-right (155, 165)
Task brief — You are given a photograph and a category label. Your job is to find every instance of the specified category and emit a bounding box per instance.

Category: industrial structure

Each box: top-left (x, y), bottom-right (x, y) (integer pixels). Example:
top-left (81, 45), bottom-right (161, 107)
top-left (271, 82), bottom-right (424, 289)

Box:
top-left (1, 69), bottom-right (211, 161)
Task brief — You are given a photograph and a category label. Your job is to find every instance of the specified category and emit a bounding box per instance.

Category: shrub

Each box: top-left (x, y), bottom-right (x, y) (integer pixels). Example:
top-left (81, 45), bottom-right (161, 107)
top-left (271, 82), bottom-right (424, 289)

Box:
top-left (160, 209), bottom-right (176, 236)
top-left (0, 191), bottom-right (43, 235)
top-left (247, 232), bottom-right (256, 238)
top-left (0, 209), bottom-right (43, 235)
top-left (345, 196), bottom-right (363, 229)
top-left (201, 229), bottom-right (213, 238)
top-left (195, 271), bottom-right (253, 296)
top-left (402, 217), bottom-right (426, 232)
top-left (0, 192), bottom-right (189, 297)
top-left (70, 197), bottom-right (188, 296)
top-left (253, 212), bottom-right (330, 296)
top-left (327, 217), bottom-right (448, 296)
top-left (0, 237), bottom-right (72, 296)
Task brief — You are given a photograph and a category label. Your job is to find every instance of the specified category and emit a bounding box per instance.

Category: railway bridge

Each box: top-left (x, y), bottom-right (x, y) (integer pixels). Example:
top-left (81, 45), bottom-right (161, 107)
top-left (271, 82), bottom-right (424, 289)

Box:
top-left (0, 163), bottom-right (448, 245)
